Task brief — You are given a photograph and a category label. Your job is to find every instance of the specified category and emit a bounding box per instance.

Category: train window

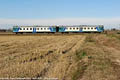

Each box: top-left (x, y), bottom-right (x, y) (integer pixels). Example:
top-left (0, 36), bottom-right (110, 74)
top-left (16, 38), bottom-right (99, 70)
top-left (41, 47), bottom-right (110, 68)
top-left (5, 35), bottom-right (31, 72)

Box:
top-left (47, 28), bottom-right (49, 30)
top-left (27, 28), bottom-right (29, 30)
top-left (70, 28), bottom-right (72, 30)
top-left (73, 28), bottom-right (75, 30)
top-left (91, 27), bottom-right (93, 29)
top-left (76, 28), bottom-right (79, 30)
top-left (84, 28), bottom-right (86, 29)
top-left (88, 28), bottom-right (90, 29)
top-left (94, 27), bottom-right (97, 29)
top-left (30, 28), bottom-right (32, 30)
top-left (37, 28), bottom-right (39, 30)
top-left (44, 28), bottom-right (46, 30)
top-left (41, 28), bottom-right (43, 30)
top-left (20, 28), bottom-right (22, 30)
top-left (23, 28), bottom-right (25, 30)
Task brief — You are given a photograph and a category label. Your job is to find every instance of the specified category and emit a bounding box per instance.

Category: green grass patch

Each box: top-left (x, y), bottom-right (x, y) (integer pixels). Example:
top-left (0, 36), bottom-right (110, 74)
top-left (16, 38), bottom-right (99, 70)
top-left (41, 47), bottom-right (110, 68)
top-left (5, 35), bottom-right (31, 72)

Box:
top-left (72, 51), bottom-right (88, 80)
top-left (117, 32), bottom-right (120, 34)
top-left (75, 51), bottom-right (87, 60)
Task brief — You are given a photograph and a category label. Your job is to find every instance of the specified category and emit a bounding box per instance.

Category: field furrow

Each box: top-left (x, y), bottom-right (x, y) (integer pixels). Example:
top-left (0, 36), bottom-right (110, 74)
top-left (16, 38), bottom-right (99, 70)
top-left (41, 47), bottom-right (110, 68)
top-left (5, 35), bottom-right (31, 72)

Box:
top-left (0, 35), bottom-right (85, 79)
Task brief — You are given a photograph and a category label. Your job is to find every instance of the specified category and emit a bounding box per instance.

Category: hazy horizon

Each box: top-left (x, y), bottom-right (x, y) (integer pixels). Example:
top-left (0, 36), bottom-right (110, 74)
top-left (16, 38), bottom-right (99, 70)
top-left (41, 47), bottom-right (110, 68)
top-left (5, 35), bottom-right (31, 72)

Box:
top-left (0, 0), bottom-right (120, 29)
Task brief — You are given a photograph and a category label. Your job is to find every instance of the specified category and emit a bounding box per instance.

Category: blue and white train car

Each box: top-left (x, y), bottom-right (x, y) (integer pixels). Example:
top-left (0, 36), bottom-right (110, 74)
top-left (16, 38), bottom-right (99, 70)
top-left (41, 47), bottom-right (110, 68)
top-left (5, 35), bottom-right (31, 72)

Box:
top-left (13, 26), bottom-right (56, 33)
top-left (13, 25), bottom-right (104, 34)
top-left (58, 25), bottom-right (104, 33)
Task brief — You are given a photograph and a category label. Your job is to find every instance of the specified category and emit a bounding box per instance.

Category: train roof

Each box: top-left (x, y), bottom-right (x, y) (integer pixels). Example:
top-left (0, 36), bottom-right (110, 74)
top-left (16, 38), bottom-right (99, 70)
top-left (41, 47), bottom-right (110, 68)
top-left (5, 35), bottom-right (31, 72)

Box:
top-left (13, 25), bottom-right (104, 27)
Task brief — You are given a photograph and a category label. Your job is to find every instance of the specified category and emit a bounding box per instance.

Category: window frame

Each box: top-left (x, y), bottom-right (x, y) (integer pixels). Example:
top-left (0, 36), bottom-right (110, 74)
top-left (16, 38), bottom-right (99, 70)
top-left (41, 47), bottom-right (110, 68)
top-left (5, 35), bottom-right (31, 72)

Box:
top-left (30, 28), bottom-right (32, 30)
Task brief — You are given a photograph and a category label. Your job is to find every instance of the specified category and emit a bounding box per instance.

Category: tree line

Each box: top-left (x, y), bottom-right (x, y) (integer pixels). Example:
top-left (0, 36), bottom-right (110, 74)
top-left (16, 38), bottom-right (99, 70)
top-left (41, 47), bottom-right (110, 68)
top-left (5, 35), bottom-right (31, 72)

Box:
top-left (0, 28), bottom-right (12, 32)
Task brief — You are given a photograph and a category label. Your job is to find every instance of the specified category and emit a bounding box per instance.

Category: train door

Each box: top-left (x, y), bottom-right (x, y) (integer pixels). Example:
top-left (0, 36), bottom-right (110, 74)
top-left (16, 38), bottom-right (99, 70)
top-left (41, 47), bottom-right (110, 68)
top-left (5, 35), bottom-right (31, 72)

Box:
top-left (80, 27), bottom-right (83, 32)
top-left (56, 27), bottom-right (59, 32)
top-left (33, 28), bottom-right (36, 33)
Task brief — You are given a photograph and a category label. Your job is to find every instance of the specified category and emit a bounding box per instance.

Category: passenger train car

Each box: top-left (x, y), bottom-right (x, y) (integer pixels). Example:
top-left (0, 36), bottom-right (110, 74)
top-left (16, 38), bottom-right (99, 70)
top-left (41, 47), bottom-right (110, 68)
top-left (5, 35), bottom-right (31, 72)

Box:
top-left (13, 25), bottom-right (104, 34)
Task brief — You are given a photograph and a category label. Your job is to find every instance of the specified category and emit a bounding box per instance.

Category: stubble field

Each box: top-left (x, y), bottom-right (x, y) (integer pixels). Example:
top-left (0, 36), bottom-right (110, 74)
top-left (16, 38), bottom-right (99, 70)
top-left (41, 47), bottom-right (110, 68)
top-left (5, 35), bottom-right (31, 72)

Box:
top-left (0, 33), bottom-right (120, 80)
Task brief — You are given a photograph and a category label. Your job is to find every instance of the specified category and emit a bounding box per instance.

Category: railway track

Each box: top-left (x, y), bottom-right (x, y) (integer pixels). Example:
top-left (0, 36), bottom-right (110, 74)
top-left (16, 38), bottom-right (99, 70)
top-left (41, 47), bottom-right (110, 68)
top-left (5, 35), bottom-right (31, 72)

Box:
top-left (0, 32), bottom-right (102, 36)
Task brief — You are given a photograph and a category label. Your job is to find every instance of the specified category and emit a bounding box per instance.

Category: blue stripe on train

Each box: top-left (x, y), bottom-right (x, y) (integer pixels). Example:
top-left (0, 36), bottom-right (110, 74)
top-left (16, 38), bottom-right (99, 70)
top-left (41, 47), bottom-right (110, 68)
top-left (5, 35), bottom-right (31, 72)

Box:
top-left (17, 27), bottom-right (20, 32)
top-left (59, 27), bottom-right (66, 32)
top-left (96, 27), bottom-right (101, 32)
top-left (63, 27), bottom-right (66, 32)
top-left (49, 27), bottom-right (53, 32)
top-left (49, 27), bottom-right (56, 32)
top-left (13, 27), bottom-right (20, 32)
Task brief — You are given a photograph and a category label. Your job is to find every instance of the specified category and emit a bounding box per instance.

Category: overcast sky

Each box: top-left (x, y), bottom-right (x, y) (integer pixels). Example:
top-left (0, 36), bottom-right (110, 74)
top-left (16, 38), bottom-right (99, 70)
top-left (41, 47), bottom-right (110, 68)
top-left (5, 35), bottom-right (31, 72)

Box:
top-left (0, 0), bottom-right (120, 29)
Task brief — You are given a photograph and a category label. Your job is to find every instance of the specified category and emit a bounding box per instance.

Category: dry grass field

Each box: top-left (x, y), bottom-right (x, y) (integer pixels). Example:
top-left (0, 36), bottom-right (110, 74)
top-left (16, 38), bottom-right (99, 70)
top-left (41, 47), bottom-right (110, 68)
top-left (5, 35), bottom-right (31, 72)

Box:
top-left (0, 33), bottom-right (120, 80)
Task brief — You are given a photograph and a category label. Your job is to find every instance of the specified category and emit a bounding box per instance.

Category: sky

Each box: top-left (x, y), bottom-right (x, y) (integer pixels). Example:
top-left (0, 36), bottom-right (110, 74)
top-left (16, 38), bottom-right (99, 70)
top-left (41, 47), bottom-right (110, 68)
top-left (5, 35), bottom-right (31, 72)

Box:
top-left (0, 0), bottom-right (120, 29)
